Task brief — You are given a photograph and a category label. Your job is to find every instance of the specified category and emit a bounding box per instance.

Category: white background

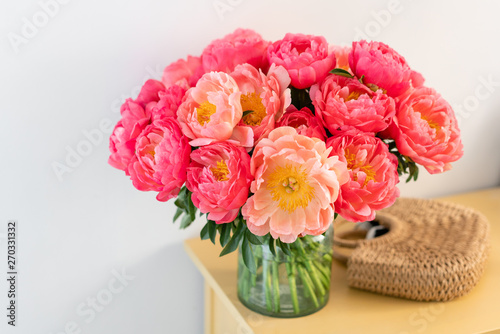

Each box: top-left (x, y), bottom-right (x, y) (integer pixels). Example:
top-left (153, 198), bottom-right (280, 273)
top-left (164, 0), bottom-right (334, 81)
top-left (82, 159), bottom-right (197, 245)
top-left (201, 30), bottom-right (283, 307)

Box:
top-left (1, 0), bottom-right (499, 333)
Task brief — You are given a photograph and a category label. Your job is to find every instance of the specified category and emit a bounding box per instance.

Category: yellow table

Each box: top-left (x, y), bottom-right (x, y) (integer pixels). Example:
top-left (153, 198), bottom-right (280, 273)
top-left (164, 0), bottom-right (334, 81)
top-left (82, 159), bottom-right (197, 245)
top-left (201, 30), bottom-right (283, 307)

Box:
top-left (184, 187), bottom-right (500, 334)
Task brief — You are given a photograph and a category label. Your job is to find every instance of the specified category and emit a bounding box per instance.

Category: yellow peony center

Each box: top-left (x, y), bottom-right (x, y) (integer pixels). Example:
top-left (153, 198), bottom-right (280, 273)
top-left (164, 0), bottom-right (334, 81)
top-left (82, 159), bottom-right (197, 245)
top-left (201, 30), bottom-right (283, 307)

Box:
top-left (345, 90), bottom-right (363, 101)
top-left (267, 165), bottom-right (315, 212)
top-left (345, 149), bottom-right (376, 187)
top-left (197, 101), bottom-right (217, 126)
top-left (421, 115), bottom-right (441, 132)
top-left (210, 160), bottom-right (230, 181)
top-left (241, 92), bottom-right (266, 126)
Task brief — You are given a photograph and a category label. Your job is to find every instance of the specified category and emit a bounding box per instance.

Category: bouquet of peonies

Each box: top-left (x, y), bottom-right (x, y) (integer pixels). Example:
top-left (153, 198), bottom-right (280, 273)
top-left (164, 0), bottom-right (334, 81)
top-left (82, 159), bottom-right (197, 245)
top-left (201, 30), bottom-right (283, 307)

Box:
top-left (109, 29), bottom-right (463, 316)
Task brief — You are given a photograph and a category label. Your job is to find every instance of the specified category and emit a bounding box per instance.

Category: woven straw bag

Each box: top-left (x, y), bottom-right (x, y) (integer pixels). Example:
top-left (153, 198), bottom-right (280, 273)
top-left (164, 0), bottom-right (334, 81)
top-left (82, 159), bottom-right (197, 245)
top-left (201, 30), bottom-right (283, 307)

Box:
top-left (333, 197), bottom-right (490, 301)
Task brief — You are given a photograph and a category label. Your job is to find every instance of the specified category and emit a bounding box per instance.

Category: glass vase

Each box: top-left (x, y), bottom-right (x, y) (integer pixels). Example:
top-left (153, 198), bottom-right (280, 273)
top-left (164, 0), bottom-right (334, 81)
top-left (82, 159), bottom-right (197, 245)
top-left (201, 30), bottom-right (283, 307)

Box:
top-left (237, 225), bottom-right (333, 318)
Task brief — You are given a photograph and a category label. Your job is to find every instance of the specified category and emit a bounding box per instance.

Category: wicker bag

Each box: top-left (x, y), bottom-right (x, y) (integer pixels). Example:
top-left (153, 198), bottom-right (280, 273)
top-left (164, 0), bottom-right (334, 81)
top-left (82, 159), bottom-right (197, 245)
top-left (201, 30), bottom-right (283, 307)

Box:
top-left (333, 197), bottom-right (490, 301)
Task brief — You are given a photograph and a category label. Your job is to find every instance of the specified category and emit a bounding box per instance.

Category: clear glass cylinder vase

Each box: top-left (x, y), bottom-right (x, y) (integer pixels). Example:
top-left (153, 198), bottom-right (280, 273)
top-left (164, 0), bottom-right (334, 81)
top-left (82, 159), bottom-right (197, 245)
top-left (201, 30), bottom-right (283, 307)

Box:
top-left (237, 225), bottom-right (333, 318)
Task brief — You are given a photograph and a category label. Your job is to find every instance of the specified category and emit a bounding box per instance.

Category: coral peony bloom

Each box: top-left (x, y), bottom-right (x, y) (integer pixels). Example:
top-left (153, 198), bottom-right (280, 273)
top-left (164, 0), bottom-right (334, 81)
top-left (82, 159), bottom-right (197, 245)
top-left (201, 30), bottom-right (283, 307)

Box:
top-left (387, 87), bottom-right (463, 174)
top-left (128, 118), bottom-right (191, 202)
top-left (277, 105), bottom-right (326, 140)
top-left (151, 85), bottom-right (187, 121)
top-left (327, 131), bottom-right (400, 223)
top-left (311, 75), bottom-right (396, 134)
top-left (201, 28), bottom-right (270, 73)
top-left (349, 40), bottom-right (424, 98)
top-left (177, 71), bottom-right (253, 147)
top-left (109, 99), bottom-right (151, 173)
top-left (162, 55), bottom-right (203, 89)
top-left (267, 33), bottom-right (336, 89)
top-left (242, 127), bottom-right (349, 243)
top-left (187, 142), bottom-right (252, 224)
top-left (330, 45), bottom-right (351, 73)
top-left (230, 64), bottom-right (291, 141)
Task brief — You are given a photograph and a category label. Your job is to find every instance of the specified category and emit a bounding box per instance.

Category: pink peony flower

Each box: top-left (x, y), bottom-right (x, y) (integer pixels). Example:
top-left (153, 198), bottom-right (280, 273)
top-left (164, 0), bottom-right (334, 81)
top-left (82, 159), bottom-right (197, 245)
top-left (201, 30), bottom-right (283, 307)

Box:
top-left (151, 85), bottom-right (187, 121)
top-left (109, 99), bottom-right (151, 173)
top-left (162, 55), bottom-right (203, 89)
top-left (267, 33), bottom-right (336, 89)
top-left (311, 75), bottom-right (396, 134)
top-left (330, 45), bottom-right (351, 73)
top-left (177, 71), bottom-right (253, 147)
top-left (387, 86), bottom-right (463, 174)
top-left (276, 105), bottom-right (326, 140)
top-left (135, 79), bottom-right (166, 108)
top-left (128, 118), bottom-right (191, 202)
top-left (187, 142), bottom-right (252, 224)
top-left (327, 131), bottom-right (400, 223)
top-left (242, 127), bottom-right (349, 243)
top-left (349, 40), bottom-right (424, 98)
top-left (230, 64), bottom-right (291, 141)
top-left (201, 28), bottom-right (270, 73)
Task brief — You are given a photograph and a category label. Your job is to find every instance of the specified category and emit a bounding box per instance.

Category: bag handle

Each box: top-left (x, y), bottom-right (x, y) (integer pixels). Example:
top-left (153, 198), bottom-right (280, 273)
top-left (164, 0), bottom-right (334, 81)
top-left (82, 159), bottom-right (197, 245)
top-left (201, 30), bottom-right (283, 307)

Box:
top-left (332, 220), bottom-right (367, 264)
top-left (332, 212), bottom-right (403, 264)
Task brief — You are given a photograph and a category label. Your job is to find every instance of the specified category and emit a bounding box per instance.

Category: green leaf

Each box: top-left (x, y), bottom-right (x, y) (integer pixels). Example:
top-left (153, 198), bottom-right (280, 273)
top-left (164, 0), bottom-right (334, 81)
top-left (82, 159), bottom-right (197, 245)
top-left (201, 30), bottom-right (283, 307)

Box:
top-left (173, 207), bottom-right (183, 223)
top-left (384, 141), bottom-right (420, 182)
top-left (174, 198), bottom-right (186, 210)
top-left (268, 236), bottom-right (276, 257)
top-left (172, 189), bottom-right (197, 230)
top-left (230, 218), bottom-right (238, 232)
top-left (395, 153), bottom-right (408, 176)
top-left (200, 222), bottom-right (210, 240)
top-left (406, 163), bottom-right (414, 183)
top-left (220, 221), bottom-right (245, 257)
top-left (219, 223), bottom-right (231, 247)
top-left (208, 220), bottom-right (217, 245)
top-left (174, 186), bottom-right (188, 208)
top-left (283, 244), bottom-right (292, 256)
top-left (245, 230), bottom-right (264, 245)
top-left (174, 191), bottom-right (187, 210)
top-left (180, 214), bottom-right (192, 229)
top-left (406, 160), bottom-right (419, 183)
top-left (334, 212), bottom-right (339, 220)
top-left (329, 68), bottom-right (354, 78)
top-left (277, 239), bottom-right (292, 256)
top-left (242, 236), bottom-right (256, 274)
top-left (187, 193), bottom-right (196, 222)
top-left (358, 75), bottom-right (365, 84)
top-left (242, 110), bottom-right (254, 117)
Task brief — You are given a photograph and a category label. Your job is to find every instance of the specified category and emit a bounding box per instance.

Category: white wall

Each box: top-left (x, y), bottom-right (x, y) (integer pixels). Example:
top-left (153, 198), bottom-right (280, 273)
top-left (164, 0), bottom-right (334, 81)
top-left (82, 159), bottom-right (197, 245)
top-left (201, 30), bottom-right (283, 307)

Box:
top-left (1, 0), bottom-right (499, 333)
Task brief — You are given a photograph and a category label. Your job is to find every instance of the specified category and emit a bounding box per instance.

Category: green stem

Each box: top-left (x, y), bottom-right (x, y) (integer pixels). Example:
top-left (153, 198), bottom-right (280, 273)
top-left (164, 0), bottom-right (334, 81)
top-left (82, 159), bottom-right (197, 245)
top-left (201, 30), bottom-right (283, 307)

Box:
top-left (285, 261), bottom-right (300, 314)
top-left (297, 264), bottom-right (319, 308)
top-left (238, 257), bottom-right (247, 294)
top-left (313, 262), bottom-right (331, 289)
top-left (264, 261), bottom-right (273, 312)
top-left (238, 264), bottom-right (244, 294)
top-left (323, 253), bottom-right (333, 263)
top-left (313, 261), bottom-right (330, 280)
top-left (295, 238), bottom-right (326, 296)
top-left (298, 263), bottom-right (315, 292)
top-left (271, 261), bottom-right (280, 313)
top-left (250, 253), bottom-right (260, 287)
top-left (242, 266), bottom-right (250, 302)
